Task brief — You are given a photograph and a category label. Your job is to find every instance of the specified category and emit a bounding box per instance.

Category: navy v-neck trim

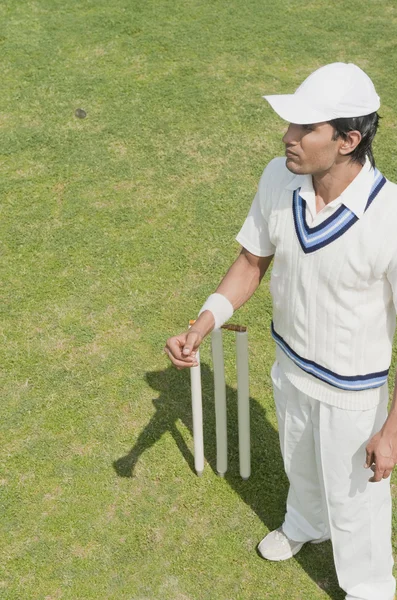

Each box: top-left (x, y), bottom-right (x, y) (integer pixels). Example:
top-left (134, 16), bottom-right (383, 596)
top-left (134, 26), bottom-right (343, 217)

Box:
top-left (292, 169), bottom-right (386, 254)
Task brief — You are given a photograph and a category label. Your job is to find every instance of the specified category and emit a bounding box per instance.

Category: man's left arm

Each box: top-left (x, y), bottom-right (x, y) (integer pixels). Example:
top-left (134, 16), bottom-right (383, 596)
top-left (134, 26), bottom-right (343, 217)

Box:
top-left (365, 370), bottom-right (397, 482)
top-left (366, 250), bottom-right (397, 482)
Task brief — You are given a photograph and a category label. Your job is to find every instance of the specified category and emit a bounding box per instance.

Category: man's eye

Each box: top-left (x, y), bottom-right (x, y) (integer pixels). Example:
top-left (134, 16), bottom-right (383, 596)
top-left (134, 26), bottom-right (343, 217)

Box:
top-left (302, 124), bottom-right (314, 132)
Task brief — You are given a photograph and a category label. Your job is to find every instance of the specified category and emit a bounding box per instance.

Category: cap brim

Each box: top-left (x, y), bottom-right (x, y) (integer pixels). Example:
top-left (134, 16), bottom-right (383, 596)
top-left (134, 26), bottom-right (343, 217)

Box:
top-left (263, 94), bottom-right (331, 124)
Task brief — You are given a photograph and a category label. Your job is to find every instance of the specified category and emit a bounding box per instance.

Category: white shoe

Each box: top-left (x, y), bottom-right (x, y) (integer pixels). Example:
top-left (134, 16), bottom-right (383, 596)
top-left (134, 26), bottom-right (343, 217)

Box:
top-left (258, 527), bottom-right (329, 561)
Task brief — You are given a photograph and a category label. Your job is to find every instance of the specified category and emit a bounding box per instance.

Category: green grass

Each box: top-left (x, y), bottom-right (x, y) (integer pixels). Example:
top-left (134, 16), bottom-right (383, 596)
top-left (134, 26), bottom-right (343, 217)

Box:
top-left (1, 0), bottom-right (397, 598)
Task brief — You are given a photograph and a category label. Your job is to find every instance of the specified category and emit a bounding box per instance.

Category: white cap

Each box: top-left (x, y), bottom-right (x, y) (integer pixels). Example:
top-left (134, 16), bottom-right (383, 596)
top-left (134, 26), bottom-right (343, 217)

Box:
top-left (263, 63), bottom-right (380, 124)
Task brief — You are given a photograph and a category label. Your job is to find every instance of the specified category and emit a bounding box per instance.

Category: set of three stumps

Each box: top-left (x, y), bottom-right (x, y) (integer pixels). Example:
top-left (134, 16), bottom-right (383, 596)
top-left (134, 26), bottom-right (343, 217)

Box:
top-left (189, 321), bottom-right (251, 479)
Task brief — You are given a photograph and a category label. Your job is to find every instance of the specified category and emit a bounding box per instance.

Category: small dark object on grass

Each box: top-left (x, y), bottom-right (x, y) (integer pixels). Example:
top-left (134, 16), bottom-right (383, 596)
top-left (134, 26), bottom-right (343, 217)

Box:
top-left (75, 108), bottom-right (87, 119)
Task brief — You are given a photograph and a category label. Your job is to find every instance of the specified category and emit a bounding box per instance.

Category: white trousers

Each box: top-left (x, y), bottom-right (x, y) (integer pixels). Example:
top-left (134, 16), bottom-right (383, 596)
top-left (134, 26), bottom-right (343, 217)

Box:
top-left (271, 361), bottom-right (395, 600)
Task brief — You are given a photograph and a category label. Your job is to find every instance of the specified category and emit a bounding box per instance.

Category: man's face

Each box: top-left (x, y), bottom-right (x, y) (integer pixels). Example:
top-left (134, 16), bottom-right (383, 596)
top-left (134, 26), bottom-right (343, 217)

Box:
top-left (282, 122), bottom-right (342, 175)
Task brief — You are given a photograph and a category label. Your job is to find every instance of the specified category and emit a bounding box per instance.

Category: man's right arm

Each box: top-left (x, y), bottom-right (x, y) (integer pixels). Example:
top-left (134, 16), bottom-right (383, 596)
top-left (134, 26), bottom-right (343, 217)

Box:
top-left (164, 248), bottom-right (273, 369)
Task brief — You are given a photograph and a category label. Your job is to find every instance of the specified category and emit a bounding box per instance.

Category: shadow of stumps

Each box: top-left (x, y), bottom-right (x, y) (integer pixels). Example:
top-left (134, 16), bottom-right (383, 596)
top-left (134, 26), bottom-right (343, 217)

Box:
top-left (113, 363), bottom-right (342, 599)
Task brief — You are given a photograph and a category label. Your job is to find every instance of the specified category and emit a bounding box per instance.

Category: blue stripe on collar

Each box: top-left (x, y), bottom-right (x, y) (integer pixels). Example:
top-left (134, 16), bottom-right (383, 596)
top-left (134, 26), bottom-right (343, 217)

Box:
top-left (292, 169), bottom-right (386, 254)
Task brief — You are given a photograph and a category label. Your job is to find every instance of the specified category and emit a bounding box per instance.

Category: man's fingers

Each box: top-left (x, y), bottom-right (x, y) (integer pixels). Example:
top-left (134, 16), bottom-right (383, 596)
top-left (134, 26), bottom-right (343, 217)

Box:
top-left (164, 330), bottom-right (202, 369)
top-left (369, 468), bottom-right (384, 482)
top-left (365, 432), bottom-right (397, 482)
top-left (163, 347), bottom-right (198, 369)
top-left (182, 331), bottom-right (201, 356)
top-left (364, 446), bottom-right (374, 469)
top-left (369, 462), bottom-right (393, 482)
top-left (166, 335), bottom-right (193, 359)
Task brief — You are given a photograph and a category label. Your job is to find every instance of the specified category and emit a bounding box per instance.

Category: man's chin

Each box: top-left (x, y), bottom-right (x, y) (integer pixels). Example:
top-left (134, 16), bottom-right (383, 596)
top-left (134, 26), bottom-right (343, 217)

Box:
top-left (285, 158), bottom-right (307, 174)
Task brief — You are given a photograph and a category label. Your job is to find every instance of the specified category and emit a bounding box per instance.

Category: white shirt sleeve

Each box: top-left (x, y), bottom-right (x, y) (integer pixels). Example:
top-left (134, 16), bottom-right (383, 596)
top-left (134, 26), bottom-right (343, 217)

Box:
top-left (236, 157), bottom-right (290, 256)
top-left (235, 192), bottom-right (275, 257)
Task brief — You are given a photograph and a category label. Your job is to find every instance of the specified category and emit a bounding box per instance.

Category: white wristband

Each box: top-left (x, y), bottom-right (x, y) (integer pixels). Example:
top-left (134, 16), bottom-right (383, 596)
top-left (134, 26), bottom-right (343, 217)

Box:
top-left (198, 293), bottom-right (234, 330)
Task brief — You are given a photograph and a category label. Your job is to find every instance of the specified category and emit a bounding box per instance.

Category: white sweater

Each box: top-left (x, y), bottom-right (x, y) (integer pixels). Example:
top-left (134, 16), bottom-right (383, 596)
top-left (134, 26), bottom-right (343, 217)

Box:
top-left (237, 157), bottom-right (397, 409)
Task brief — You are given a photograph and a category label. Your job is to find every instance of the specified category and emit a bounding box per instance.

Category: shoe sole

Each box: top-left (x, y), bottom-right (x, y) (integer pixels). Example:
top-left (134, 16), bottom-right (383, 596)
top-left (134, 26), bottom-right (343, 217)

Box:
top-left (258, 541), bottom-right (304, 561)
top-left (258, 536), bottom-right (330, 562)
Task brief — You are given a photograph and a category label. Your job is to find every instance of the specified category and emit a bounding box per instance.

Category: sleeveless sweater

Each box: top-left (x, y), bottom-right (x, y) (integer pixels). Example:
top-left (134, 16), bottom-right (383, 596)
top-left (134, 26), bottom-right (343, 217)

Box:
top-left (238, 157), bottom-right (397, 409)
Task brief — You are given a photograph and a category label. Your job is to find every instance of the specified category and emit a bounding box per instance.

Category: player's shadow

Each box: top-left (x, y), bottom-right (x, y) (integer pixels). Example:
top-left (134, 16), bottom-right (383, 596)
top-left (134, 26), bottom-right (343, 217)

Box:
top-left (113, 363), bottom-right (343, 600)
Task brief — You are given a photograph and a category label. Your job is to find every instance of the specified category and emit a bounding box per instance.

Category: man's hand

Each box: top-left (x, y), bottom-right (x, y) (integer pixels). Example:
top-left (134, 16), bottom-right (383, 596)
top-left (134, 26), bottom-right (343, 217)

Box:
top-left (164, 329), bottom-right (202, 370)
top-left (164, 250), bottom-right (273, 370)
top-left (365, 431), bottom-right (397, 482)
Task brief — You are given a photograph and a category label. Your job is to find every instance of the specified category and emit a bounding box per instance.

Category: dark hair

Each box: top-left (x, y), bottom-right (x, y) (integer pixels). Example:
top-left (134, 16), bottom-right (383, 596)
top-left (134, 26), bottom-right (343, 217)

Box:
top-left (328, 112), bottom-right (380, 169)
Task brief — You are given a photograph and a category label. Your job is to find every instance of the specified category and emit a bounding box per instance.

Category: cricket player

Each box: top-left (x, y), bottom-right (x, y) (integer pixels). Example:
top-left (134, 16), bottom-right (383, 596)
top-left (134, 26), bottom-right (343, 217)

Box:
top-left (164, 63), bottom-right (397, 600)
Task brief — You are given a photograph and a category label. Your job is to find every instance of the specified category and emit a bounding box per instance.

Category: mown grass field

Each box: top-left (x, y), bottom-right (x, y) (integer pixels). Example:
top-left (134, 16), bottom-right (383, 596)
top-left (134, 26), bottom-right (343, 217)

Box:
top-left (1, 1), bottom-right (397, 598)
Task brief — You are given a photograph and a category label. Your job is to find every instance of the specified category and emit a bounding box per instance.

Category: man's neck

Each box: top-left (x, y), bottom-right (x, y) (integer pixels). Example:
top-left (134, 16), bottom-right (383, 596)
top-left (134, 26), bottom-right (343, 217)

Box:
top-left (312, 160), bottom-right (363, 209)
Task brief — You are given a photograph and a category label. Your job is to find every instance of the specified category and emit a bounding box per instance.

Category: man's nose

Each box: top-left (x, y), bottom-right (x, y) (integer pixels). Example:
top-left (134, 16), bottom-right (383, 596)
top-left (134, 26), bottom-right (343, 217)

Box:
top-left (282, 123), bottom-right (299, 145)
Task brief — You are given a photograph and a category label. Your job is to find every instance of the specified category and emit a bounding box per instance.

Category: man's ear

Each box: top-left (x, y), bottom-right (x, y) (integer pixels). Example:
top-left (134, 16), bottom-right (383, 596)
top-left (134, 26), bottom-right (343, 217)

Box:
top-left (338, 130), bottom-right (362, 156)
